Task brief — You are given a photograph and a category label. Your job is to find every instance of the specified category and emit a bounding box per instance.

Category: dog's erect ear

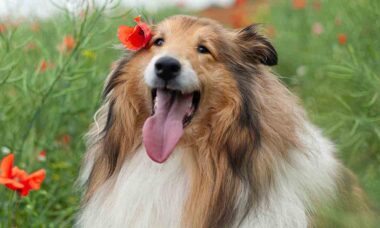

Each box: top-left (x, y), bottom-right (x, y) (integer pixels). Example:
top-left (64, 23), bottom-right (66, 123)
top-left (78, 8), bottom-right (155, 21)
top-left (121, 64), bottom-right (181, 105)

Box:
top-left (236, 24), bottom-right (278, 66)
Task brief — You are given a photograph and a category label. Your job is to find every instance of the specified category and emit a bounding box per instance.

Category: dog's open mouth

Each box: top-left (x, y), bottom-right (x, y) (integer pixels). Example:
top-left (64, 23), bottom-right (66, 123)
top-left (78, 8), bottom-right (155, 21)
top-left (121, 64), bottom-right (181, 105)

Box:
top-left (142, 89), bottom-right (200, 163)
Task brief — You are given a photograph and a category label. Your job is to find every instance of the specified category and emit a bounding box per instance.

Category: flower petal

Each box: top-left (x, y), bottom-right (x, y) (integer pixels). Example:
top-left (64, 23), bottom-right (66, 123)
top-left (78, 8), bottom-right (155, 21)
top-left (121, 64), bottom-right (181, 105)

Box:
top-left (137, 23), bottom-right (152, 46)
top-left (117, 25), bottom-right (137, 50)
top-left (128, 26), bottom-right (146, 49)
top-left (0, 177), bottom-right (24, 190)
top-left (12, 167), bottom-right (28, 181)
top-left (117, 16), bottom-right (152, 51)
top-left (134, 15), bottom-right (142, 24)
top-left (27, 169), bottom-right (46, 189)
top-left (19, 185), bottom-right (32, 197)
top-left (1, 154), bottom-right (14, 178)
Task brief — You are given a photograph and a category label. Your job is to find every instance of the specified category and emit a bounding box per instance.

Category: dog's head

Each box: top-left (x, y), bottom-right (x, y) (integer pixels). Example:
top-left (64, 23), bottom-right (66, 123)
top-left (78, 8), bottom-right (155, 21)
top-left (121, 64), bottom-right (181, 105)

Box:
top-left (105, 15), bottom-right (277, 163)
top-left (86, 15), bottom-right (305, 227)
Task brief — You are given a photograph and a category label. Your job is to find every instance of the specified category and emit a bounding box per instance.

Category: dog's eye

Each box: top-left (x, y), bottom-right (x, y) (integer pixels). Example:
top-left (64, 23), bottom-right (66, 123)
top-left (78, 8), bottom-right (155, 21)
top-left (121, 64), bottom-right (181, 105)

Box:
top-left (153, 38), bottom-right (164, 47)
top-left (197, 45), bottom-right (210, 54)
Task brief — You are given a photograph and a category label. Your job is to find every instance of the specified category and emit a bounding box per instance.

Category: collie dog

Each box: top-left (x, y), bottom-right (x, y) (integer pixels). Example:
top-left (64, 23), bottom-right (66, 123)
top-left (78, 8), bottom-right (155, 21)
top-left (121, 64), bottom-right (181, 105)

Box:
top-left (77, 15), bottom-right (372, 227)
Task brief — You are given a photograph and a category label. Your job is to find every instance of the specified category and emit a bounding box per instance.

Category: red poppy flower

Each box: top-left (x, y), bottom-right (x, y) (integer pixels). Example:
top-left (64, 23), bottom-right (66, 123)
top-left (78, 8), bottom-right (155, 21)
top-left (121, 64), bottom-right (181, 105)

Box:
top-left (19, 169), bottom-right (46, 196)
top-left (0, 24), bottom-right (6, 33)
top-left (63, 35), bottom-right (75, 50)
top-left (37, 60), bottom-right (54, 73)
top-left (39, 60), bottom-right (48, 72)
top-left (338, 34), bottom-right (347, 45)
top-left (0, 154), bottom-right (46, 197)
top-left (293, 0), bottom-right (306, 9)
top-left (0, 154), bottom-right (21, 190)
top-left (38, 150), bottom-right (47, 162)
top-left (235, 0), bottom-right (247, 7)
top-left (57, 134), bottom-right (72, 146)
top-left (118, 16), bottom-right (152, 51)
top-left (57, 35), bottom-right (76, 53)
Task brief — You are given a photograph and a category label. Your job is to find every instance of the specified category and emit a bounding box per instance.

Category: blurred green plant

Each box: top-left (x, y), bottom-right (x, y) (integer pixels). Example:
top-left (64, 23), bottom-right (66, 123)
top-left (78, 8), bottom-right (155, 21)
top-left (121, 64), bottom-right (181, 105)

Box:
top-left (269, 0), bottom-right (380, 223)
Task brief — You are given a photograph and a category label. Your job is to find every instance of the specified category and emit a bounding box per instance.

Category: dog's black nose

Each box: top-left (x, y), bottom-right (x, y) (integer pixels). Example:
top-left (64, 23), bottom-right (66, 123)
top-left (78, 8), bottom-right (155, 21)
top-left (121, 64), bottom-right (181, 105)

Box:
top-left (155, 56), bottom-right (181, 81)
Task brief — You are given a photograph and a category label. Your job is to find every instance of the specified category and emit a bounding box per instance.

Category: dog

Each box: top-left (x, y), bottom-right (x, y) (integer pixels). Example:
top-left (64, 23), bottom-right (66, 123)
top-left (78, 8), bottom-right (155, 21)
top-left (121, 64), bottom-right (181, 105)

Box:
top-left (76, 15), bottom-right (373, 227)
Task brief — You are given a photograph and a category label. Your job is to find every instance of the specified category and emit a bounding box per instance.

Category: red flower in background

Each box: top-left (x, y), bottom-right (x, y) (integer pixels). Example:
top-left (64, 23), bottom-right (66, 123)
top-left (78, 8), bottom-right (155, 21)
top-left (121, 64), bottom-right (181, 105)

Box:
top-left (58, 35), bottom-right (76, 53)
top-left (37, 60), bottom-right (55, 73)
top-left (231, 11), bottom-right (248, 28)
top-left (338, 34), bottom-right (347, 45)
top-left (0, 24), bottom-right (6, 33)
top-left (0, 154), bottom-right (46, 197)
top-left (37, 150), bottom-right (47, 162)
top-left (234, 0), bottom-right (247, 7)
top-left (293, 0), bottom-right (306, 9)
top-left (61, 134), bottom-right (71, 145)
top-left (39, 60), bottom-right (48, 72)
top-left (63, 35), bottom-right (75, 50)
top-left (118, 16), bottom-right (152, 51)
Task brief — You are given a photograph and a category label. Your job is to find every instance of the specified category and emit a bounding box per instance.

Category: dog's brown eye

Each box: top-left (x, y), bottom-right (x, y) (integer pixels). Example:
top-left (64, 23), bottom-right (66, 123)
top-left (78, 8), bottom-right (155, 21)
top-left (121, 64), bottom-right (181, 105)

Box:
top-left (154, 38), bottom-right (164, 46)
top-left (197, 45), bottom-right (210, 54)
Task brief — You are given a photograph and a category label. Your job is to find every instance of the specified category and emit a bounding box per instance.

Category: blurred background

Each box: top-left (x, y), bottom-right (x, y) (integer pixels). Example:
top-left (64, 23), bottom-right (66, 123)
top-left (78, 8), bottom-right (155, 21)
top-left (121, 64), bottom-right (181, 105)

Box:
top-left (0, 0), bottom-right (379, 226)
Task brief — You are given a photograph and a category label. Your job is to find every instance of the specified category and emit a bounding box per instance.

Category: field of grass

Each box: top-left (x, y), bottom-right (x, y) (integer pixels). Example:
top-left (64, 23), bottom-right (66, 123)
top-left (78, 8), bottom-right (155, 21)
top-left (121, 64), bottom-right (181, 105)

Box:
top-left (0, 0), bottom-right (379, 226)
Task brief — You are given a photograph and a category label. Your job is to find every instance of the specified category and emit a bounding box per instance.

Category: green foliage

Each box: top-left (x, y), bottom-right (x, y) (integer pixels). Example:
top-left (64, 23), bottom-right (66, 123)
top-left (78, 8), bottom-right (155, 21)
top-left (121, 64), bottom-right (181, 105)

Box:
top-left (269, 0), bottom-right (380, 222)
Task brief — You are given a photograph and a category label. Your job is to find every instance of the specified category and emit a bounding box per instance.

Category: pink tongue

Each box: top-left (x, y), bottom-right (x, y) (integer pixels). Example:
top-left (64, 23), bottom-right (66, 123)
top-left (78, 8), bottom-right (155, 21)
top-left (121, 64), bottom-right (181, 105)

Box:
top-left (143, 89), bottom-right (193, 163)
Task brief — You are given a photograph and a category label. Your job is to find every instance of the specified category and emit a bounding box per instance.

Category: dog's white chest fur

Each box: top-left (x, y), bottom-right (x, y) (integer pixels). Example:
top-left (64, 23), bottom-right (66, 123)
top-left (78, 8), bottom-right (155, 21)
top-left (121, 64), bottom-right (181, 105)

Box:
top-left (78, 123), bottom-right (338, 228)
top-left (78, 147), bottom-right (188, 228)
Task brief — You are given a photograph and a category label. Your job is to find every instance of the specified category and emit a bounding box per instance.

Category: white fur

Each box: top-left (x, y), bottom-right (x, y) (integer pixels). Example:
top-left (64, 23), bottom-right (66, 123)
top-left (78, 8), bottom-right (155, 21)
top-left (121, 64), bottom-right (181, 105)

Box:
top-left (78, 122), bottom-right (339, 228)
top-left (240, 122), bottom-right (338, 227)
top-left (144, 53), bottom-right (199, 94)
top-left (77, 147), bottom-right (188, 228)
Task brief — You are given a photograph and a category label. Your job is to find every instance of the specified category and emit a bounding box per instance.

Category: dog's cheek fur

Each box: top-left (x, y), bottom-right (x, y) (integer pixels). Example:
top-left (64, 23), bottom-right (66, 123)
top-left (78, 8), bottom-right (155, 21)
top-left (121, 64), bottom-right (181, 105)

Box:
top-left (83, 52), bottom-right (152, 201)
top-left (179, 43), bottom-right (302, 227)
top-left (181, 64), bottom-right (244, 228)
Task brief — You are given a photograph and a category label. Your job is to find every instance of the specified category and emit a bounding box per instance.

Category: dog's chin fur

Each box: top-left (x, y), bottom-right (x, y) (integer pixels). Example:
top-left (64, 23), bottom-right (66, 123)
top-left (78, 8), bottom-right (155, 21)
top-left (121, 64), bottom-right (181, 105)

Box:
top-left (76, 15), bottom-right (372, 228)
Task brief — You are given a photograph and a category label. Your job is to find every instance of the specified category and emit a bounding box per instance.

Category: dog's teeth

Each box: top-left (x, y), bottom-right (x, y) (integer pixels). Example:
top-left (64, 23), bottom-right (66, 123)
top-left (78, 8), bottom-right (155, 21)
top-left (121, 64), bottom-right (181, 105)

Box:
top-left (154, 98), bottom-right (158, 110)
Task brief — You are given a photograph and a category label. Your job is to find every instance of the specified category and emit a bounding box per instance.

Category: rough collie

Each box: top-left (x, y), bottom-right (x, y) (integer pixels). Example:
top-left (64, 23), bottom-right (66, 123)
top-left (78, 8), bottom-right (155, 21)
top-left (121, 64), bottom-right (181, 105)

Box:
top-left (77, 15), bottom-right (372, 227)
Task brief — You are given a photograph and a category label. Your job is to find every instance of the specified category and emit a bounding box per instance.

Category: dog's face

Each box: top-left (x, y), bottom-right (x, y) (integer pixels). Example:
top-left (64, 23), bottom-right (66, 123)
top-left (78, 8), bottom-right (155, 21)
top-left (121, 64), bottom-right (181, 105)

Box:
top-left (112, 16), bottom-right (277, 163)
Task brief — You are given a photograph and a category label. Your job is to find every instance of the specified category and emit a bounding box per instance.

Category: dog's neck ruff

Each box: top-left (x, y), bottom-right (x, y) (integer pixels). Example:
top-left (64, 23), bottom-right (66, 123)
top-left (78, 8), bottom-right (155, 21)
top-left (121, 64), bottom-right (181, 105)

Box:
top-left (77, 122), bottom-right (338, 228)
top-left (77, 147), bottom-right (188, 228)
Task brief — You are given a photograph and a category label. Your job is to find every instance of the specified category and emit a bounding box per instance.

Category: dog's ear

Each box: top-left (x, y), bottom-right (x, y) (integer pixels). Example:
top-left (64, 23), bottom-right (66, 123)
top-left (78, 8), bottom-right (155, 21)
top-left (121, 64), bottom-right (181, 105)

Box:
top-left (236, 24), bottom-right (278, 66)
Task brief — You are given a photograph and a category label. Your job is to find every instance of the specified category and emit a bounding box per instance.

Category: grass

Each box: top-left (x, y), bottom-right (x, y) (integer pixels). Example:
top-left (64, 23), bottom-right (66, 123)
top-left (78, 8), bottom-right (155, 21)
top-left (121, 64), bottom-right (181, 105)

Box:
top-left (0, 0), bottom-right (379, 226)
top-left (268, 0), bottom-right (380, 219)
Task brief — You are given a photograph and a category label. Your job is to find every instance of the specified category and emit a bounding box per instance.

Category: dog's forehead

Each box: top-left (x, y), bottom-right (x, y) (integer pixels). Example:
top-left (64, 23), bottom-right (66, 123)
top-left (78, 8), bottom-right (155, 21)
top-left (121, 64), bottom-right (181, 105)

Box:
top-left (154, 16), bottom-right (222, 40)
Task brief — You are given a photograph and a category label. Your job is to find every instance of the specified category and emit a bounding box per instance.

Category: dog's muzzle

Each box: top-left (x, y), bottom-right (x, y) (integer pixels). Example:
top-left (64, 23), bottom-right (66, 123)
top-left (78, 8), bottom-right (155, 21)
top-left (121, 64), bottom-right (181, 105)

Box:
top-left (143, 54), bottom-right (200, 163)
top-left (144, 54), bottom-right (199, 94)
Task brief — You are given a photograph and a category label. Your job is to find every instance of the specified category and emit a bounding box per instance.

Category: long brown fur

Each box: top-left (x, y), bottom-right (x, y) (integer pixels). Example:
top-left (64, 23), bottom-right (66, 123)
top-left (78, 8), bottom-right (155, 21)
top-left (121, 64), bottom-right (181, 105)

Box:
top-left (81, 15), bottom-right (372, 227)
